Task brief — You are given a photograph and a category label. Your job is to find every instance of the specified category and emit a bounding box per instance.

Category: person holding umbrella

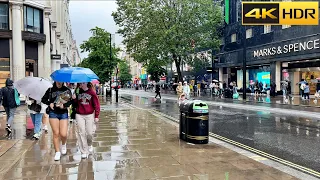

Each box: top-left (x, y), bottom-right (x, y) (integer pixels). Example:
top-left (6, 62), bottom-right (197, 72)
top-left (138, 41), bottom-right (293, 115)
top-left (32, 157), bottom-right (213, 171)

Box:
top-left (41, 82), bottom-right (73, 161)
top-left (72, 82), bottom-right (100, 159)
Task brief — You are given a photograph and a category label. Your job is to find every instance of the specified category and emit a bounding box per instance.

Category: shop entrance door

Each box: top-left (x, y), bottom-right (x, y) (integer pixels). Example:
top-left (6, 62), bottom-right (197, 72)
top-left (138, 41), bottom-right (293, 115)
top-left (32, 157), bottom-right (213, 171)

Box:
top-left (26, 59), bottom-right (38, 77)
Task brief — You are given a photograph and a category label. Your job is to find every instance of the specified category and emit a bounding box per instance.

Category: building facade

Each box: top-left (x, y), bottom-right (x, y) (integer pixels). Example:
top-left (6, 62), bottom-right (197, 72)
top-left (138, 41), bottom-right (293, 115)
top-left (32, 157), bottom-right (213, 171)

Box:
top-left (71, 40), bottom-right (81, 65)
top-left (0, 0), bottom-right (79, 87)
top-left (215, 0), bottom-right (320, 94)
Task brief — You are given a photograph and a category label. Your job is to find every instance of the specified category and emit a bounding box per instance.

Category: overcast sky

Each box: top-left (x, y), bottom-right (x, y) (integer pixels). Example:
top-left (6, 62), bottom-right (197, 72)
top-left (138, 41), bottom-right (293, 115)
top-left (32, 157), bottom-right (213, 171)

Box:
top-left (69, 1), bottom-right (123, 59)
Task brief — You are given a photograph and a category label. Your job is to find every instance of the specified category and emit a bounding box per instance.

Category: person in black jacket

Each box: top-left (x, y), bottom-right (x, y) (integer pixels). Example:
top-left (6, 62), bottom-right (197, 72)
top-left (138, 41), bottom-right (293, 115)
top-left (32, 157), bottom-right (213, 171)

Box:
top-left (155, 84), bottom-right (161, 99)
top-left (41, 81), bottom-right (72, 161)
top-left (0, 79), bottom-right (19, 135)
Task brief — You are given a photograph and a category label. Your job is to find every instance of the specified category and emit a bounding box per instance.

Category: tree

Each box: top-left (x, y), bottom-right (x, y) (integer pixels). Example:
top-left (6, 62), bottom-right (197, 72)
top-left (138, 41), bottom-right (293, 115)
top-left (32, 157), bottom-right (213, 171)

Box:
top-left (118, 60), bottom-right (132, 85)
top-left (186, 53), bottom-right (210, 76)
top-left (112, 0), bottom-right (223, 82)
top-left (146, 60), bottom-right (167, 83)
top-left (78, 27), bottom-right (119, 83)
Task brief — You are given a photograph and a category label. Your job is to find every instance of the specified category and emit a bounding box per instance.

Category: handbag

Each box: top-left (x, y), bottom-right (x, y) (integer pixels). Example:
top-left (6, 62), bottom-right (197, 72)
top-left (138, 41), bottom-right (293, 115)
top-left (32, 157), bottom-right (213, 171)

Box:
top-left (28, 102), bottom-right (41, 113)
top-left (14, 88), bottom-right (20, 106)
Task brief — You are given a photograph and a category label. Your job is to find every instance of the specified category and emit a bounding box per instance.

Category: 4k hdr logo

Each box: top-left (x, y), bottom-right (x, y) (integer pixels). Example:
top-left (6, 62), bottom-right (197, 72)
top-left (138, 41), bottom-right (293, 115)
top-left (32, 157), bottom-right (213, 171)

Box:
top-left (242, 2), bottom-right (319, 25)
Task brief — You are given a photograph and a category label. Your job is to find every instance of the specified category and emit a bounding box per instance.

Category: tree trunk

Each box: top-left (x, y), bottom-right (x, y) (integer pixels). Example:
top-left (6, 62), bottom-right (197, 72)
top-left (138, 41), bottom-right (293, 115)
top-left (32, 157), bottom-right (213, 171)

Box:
top-left (173, 54), bottom-right (183, 82)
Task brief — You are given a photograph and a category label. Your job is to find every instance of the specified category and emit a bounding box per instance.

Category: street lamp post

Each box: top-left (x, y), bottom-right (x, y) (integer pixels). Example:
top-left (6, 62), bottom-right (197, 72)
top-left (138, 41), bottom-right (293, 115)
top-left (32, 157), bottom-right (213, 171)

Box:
top-left (242, 25), bottom-right (247, 100)
top-left (109, 33), bottom-right (119, 103)
top-left (115, 67), bottom-right (119, 103)
top-left (107, 33), bottom-right (112, 98)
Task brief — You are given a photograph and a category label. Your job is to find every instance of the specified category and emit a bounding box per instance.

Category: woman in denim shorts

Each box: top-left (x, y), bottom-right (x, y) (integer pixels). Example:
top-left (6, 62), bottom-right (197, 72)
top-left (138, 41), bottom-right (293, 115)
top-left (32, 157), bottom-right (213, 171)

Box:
top-left (42, 82), bottom-right (72, 161)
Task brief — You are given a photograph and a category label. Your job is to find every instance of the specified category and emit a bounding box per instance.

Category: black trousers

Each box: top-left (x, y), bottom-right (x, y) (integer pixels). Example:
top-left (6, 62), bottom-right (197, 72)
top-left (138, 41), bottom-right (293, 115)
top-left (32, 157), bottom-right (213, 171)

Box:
top-left (155, 92), bottom-right (161, 98)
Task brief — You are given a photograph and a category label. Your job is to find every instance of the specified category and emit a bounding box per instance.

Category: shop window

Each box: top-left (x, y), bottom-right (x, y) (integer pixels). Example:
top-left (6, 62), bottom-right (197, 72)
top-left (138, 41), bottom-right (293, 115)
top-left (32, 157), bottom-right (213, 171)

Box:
top-left (0, 3), bottom-right (8, 30)
top-left (221, 37), bottom-right (225, 45)
top-left (231, 33), bottom-right (237, 43)
top-left (24, 6), bottom-right (43, 33)
top-left (282, 0), bottom-right (292, 30)
top-left (246, 29), bottom-right (253, 39)
top-left (282, 25), bottom-right (291, 29)
top-left (25, 59), bottom-right (38, 77)
top-left (0, 58), bottom-right (10, 87)
top-left (264, 25), bottom-right (271, 34)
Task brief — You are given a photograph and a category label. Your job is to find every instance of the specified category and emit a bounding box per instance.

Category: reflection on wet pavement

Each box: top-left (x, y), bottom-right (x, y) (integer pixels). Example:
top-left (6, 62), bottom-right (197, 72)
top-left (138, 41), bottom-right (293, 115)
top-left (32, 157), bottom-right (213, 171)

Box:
top-left (0, 103), bottom-right (299, 180)
top-left (121, 94), bottom-right (320, 174)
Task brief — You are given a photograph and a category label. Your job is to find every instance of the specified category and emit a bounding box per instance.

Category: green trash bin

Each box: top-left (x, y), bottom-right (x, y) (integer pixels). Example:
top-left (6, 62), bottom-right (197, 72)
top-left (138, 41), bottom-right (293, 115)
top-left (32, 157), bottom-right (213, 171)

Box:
top-left (179, 100), bottom-right (209, 144)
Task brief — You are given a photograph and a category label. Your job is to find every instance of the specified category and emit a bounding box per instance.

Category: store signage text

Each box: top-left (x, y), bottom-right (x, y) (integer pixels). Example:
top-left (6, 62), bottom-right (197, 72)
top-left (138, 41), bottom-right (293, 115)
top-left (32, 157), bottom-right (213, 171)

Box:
top-left (51, 54), bottom-right (61, 60)
top-left (253, 39), bottom-right (320, 58)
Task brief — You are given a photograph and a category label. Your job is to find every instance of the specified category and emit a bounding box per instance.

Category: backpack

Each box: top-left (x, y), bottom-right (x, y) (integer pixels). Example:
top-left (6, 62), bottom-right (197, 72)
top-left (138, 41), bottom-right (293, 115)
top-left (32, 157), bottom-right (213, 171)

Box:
top-left (300, 83), bottom-right (306, 90)
top-left (14, 88), bottom-right (20, 106)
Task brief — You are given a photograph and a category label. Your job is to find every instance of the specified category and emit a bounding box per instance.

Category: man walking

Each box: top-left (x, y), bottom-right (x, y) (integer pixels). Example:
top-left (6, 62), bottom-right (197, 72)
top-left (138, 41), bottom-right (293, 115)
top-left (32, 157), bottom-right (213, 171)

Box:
top-left (0, 79), bottom-right (20, 135)
top-left (183, 81), bottom-right (191, 99)
top-left (155, 83), bottom-right (161, 99)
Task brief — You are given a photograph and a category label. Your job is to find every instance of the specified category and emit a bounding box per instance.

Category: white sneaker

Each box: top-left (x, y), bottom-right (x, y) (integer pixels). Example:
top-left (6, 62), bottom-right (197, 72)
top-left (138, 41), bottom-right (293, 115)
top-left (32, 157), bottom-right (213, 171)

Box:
top-left (61, 144), bottom-right (67, 155)
top-left (81, 153), bottom-right (87, 159)
top-left (88, 145), bottom-right (93, 154)
top-left (54, 152), bottom-right (61, 161)
top-left (43, 125), bottom-right (48, 132)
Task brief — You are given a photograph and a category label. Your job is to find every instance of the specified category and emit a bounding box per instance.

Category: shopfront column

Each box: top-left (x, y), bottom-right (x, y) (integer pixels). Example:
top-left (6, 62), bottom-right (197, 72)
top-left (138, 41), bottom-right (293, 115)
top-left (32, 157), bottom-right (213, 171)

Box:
top-left (50, 22), bottom-right (57, 72)
top-left (270, 61), bottom-right (281, 92)
top-left (56, 32), bottom-right (61, 70)
top-left (11, 2), bottom-right (24, 81)
top-left (219, 68), bottom-right (223, 82)
top-left (43, 7), bottom-right (51, 78)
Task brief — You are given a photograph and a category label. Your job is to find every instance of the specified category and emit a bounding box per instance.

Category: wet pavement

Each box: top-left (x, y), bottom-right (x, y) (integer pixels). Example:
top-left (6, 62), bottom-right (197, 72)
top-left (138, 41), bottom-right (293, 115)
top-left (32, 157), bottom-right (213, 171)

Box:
top-left (0, 97), bottom-right (305, 180)
top-left (120, 91), bottom-right (320, 176)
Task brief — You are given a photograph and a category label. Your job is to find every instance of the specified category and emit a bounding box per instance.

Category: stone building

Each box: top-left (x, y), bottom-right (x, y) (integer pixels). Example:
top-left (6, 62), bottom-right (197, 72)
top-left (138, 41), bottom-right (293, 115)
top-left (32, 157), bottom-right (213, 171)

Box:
top-left (0, 0), bottom-right (80, 87)
top-left (215, 0), bottom-right (320, 94)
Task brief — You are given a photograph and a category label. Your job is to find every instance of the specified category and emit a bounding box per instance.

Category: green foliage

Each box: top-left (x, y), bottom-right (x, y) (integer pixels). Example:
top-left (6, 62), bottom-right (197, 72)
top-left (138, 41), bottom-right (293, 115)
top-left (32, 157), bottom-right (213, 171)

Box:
top-left (78, 27), bottom-right (120, 83)
top-left (146, 60), bottom-right (167, 82)
top-left (118, 61), bottom-right (132, 85)
top-left (186, 54), bottom-right (211, 76)
top-left (112, 0), bottom-right (223, 82)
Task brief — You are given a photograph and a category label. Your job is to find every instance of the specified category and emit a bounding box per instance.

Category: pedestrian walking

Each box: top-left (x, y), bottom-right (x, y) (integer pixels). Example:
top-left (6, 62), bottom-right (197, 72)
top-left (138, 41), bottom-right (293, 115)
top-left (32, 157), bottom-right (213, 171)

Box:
top-left (41, 82), bottom-right (72, 161)
top-left (72, 82), bottom-right (100, 159)
top-left (155, 84), bottom-right (161, 99)
top-left (70, 84), bottom-right (80, 122)
top-left (176, 82), bottom-right (183, 101)
top-left (303, 83), bottom-right (310, 100)
top-left (0, 79), bottom-right (20, 136)
top-left (26, 96), bottom-right (47, 140)
top-left (183, 81), bottom-right (190, 99)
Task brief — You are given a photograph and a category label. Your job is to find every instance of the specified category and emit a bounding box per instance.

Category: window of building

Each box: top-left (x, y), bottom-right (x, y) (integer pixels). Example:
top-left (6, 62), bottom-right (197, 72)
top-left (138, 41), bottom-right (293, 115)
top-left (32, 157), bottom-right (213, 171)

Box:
top-left (0, 3), bottom-right (8, 30)
top-left (231, 33), bottom-right (237, 43)
top-left (246, 29), bottom-right (253, 39)
top-left (221, 37), bottom-right (225, 45)
top-left (24, 6), bottom-right (43, 33)
top-left (264, 25), bottom-right (271, 34)
top-left (282, 25), bottom-right (291, 29)
top-left (282, 0), bottom-right (292, 30)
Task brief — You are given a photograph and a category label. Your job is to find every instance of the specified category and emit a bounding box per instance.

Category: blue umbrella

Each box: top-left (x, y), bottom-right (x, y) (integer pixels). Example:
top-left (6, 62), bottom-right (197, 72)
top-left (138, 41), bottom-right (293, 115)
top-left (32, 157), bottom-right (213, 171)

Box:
top-left (50, 67), bottom-right (99, 83)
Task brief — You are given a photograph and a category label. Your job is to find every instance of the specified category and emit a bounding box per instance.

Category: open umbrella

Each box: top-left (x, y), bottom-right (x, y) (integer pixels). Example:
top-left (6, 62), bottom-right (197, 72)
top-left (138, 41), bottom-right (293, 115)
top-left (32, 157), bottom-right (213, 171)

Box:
top-left (13, 77), bottom-right (53, 101)
top-left (92, 79), bottom-right (100, 84)
top-left (50, 67), bottom-right (99, 83)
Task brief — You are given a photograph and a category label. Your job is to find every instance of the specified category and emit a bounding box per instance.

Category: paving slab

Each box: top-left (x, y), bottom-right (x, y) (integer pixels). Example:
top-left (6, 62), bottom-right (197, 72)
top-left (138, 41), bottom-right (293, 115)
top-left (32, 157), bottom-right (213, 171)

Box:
top-left (0, 105), bottom-right (304, 180)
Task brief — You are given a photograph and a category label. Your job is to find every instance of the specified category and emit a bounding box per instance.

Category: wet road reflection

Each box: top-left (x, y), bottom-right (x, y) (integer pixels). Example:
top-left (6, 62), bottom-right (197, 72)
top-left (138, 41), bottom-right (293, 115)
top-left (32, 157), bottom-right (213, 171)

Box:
top-left (0, 96), bottom-right (302, 180)
top-left (121, 94), bottom-right (320, 173)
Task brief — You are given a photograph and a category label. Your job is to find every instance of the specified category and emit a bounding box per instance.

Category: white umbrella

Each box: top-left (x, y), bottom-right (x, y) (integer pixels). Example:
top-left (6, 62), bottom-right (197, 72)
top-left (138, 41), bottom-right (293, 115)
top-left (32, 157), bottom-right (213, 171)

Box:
top-left (13, 77), bottom-right (53, 101)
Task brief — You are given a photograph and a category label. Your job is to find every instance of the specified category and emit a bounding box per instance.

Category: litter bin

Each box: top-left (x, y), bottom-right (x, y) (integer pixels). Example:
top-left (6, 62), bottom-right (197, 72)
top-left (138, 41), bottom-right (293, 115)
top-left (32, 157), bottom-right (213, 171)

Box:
top-left (179, 100), bottom-right (209, 144)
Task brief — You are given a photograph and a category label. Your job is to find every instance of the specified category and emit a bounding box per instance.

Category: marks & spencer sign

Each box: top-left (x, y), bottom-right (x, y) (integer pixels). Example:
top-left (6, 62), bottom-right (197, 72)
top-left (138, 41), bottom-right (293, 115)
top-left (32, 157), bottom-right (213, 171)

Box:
top-left (253, 38), bottom-right (320, 57)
